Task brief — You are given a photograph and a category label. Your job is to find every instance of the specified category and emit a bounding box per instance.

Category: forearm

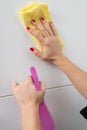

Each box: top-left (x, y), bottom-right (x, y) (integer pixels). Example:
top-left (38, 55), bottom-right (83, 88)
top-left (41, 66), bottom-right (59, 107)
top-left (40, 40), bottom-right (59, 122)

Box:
top-left (55, 55), bottom-right (87, 99)
top-left (21, 105), bottom-right (41, 130)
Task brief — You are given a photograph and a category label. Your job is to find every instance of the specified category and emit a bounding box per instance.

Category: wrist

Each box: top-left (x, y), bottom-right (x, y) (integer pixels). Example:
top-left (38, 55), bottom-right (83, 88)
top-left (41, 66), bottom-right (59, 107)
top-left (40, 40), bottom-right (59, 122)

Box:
top-left (21, 103), bottom-right (39, 113)
top-left (53, 55), bottom-right (70, 70)
top-left (21, 104), bottom-right (39, 123)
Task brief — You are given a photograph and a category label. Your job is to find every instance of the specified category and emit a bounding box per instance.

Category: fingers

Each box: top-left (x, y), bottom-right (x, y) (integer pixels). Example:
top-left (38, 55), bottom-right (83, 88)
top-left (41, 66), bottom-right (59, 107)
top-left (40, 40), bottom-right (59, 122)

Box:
top-left (31, 19), bottom-right (50, 37)
top-left (27, 27), bottom-right (44, 43)
top-left (49, 21), bottom-right (58, 36)
top-left (26, 76), bottom-right (33, 85)
top-left (29, 46), bottom-right (48, 60)
top-left (40, 17), bottom-right (53, 36)
top-left (40, 81), bottom-right (46, 93)
top-left (29, 47), bottom-right (41, 58)
top-left (27, 18), bottom-right (57, 41)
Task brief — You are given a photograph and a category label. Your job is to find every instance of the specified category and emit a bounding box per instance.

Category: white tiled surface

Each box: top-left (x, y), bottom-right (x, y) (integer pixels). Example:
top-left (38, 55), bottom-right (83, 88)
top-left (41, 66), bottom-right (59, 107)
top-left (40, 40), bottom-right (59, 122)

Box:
top-left (1, 0), bottom-right (87, 95)
top-left (45, 85), bottom-right (87, 130)
top-left (0, 0), bottom-right (70, 96)
top-left (0, 97), bottom-right (21, 130)
top-left (0, 85), bottom-right (87, 130)
top-left (0, 1), bottom-right (87, 129)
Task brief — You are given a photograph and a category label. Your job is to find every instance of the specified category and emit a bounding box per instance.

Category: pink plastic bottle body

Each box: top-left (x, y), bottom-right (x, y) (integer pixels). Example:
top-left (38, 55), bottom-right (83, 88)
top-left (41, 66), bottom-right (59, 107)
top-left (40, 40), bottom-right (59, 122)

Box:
top-left (30, 67), bottom-right (55, 130)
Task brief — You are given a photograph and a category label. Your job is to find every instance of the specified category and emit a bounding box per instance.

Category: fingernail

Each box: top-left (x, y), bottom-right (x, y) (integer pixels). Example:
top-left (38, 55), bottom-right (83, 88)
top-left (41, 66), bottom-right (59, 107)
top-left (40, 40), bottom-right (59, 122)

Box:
top-left (26, 26), bottom-right (31, 30)
top-left (32, 19), bottom-right (36, 23)
top-left (41, 17), bottom-right (45, 21)
top-left (30, 47), bottom-right (34, 52)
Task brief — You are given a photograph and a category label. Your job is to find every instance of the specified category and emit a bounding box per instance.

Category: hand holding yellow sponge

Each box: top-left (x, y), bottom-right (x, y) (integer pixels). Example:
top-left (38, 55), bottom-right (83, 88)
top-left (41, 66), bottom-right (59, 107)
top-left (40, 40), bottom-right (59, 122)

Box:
top-left (19, 2), bottom-right (64, 51)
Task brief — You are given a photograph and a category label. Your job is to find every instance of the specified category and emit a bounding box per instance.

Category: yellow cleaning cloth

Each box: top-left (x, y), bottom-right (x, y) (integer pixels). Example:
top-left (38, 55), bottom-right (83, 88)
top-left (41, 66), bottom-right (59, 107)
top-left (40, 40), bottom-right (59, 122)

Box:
top-left (19, 2), bottom-right (64, 51)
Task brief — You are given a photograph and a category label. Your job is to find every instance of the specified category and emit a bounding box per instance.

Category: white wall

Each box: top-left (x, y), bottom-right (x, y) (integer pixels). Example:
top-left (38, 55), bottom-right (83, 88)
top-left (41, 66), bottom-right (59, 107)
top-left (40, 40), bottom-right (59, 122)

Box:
top-left (0, 0), bottom-right (87, 130)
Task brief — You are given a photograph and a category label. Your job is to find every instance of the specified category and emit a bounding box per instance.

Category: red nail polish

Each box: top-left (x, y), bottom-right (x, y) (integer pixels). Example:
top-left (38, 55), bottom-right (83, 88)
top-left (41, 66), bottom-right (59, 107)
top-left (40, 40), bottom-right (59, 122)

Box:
top-left (32, 19), bottom-right (36, 23)
top-left (30, 47), bottom-right (34, 52)
top-left (26, 26), bottom-right (31, 30)
top-left (41, 17), bottom-right (44, 21)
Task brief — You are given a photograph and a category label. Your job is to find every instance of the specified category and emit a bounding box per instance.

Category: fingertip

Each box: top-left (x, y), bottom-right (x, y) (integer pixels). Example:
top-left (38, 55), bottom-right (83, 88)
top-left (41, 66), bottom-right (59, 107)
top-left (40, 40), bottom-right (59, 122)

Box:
top-left (31, 19), bottom-right (36, 23)
top-left (40, 82), bottom-right (45, 91)
top-left (29, 47), bottom-right (41, 58)
top-left (41, 81), bottom-right (45, 86)
top-left (40, 17), bottom-right (45, 21)
top-left (29, 47), bottom-right (34, 52)
top-left (12, 82), bottom-right (19, 89)
top-left (49, 21), bottom-right (53, 24)
top-left (26, 26), bottom-right (31, 30)
top-left (27, 76), bottom-right (33, 84)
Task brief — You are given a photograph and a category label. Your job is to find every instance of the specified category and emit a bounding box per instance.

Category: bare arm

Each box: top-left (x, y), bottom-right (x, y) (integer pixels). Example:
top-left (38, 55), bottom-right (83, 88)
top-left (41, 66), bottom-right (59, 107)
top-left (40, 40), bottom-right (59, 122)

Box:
top-left (21, 105), bottom-right (41, 130)
top-left (12, 77), bottom-right (45, 130)
top-left (28, 17), bottom-right (87, 99)
top-left (55, 55), bottom-right (87, 99)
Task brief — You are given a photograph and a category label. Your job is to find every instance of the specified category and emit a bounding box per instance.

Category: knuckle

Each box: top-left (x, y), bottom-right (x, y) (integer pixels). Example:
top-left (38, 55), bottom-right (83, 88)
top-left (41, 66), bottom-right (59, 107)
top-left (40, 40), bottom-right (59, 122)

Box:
top-left (34, 22), bottom-right (38, 27)
top-left (44, 22), bottom-right (49, 28)
top-left (35, 52), bottom-right (40, 57)
top-left (44, 38), bottom-right (50, 45)
top-left (35, 32), bottom-right (40, 37)
top-left (29, 30), bottom-right (35, 36)
top-left (34, 51), bottom-right (39, 57)
top-left (35, 22), bottom-right (41, 29)
top-left (41, 27), bottom-right (46, 32)
top-left (37, 24), bottom-right (46, 34)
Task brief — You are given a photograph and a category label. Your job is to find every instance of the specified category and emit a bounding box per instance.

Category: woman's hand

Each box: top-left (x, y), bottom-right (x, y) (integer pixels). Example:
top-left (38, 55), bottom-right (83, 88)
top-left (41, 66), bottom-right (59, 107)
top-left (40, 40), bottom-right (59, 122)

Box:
top-left (12, 76), bottom-right (45, 109)
top-left (27, 17), bottom-right (65, 66)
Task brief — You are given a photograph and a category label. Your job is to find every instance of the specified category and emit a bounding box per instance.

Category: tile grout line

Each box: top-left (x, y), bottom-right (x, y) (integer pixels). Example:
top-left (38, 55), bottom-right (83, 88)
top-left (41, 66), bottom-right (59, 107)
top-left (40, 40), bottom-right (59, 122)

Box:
top-left (46, 84), bottom-right (72, 90)
top-left (0, 94), bottom-right (13, 99)
top-left (0, 84), bottom-right (72, 99)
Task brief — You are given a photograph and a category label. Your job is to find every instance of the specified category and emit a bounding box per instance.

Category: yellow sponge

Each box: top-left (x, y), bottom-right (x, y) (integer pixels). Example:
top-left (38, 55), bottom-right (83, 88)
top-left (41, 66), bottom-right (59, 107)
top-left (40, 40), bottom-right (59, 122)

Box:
top-left (19, 2), bottom-right (64, 51)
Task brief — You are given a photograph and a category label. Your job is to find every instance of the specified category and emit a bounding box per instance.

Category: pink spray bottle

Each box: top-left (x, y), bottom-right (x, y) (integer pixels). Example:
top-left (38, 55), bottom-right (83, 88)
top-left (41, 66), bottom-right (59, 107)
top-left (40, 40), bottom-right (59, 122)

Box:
top-left (30, 66), bottom-right (55, 130)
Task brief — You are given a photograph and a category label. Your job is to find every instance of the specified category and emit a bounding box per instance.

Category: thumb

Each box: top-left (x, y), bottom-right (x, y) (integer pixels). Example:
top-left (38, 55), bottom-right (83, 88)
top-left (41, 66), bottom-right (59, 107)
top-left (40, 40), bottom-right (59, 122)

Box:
top-left (40, 82), bottom-right (46, 93)
top-left (29, 47), bottom-right (41, 58)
